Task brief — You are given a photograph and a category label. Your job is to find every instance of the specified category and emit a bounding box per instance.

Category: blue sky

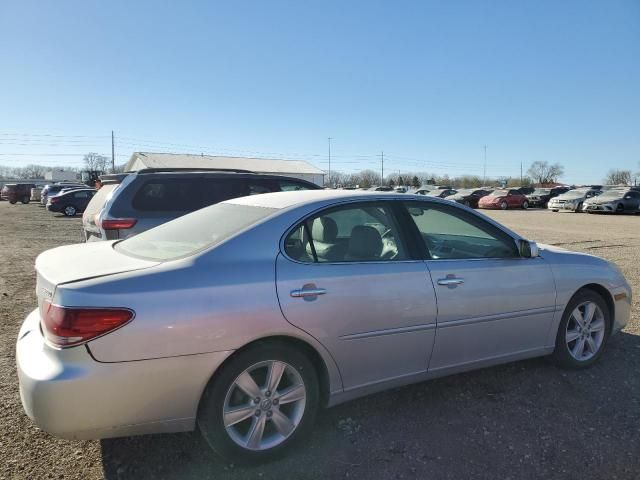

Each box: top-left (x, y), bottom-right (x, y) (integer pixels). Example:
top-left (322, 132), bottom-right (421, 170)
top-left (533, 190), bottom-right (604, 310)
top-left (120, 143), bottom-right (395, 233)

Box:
top-left (1, 0), bottom-right (638, 183)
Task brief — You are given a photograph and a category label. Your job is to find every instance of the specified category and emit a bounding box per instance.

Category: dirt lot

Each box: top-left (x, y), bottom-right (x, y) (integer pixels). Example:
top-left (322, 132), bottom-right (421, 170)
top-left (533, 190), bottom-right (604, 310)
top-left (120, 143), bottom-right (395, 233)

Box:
top-left (1, 202), bottom-right (638, 480)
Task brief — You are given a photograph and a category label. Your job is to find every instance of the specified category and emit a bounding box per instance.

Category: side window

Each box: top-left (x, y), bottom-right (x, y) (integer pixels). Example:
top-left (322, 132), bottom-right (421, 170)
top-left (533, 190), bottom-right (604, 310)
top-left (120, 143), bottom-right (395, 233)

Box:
top-left (246, 180), bottom-right (276, 195)
top-left (404, 202), bottom-right (518, 260)
top-left (132, 179), bottom-right (203, 211)
top-left (284, 203), bottom-right (407, 263)
top-left (278, 180), bottom-right (313, 191)
top-left (201, 179), bottom-right (248, 206)
top-left (73, 191), bottom-right (90, 199)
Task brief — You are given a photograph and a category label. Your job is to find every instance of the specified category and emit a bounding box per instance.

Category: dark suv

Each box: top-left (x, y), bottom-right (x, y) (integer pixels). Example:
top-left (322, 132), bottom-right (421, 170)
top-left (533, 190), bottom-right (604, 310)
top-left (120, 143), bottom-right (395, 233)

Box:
top-left (82, 168), bottom-right (321, 241)
top-left (526, 187), bottom-right (570, 208)
top-left (1, 183), bottom-right (36, 204)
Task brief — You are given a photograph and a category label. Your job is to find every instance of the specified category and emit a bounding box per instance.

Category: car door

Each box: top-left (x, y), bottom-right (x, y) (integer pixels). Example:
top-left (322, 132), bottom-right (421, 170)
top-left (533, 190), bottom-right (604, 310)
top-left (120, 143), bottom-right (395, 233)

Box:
top-left (622, 191), bottom-right (640, 211)
top-left (507, 190), bottom-right (523, 207)
top-left (276, 200), bottom-right (438, 390)
top-left (401, 201), bottom-right (557, 372)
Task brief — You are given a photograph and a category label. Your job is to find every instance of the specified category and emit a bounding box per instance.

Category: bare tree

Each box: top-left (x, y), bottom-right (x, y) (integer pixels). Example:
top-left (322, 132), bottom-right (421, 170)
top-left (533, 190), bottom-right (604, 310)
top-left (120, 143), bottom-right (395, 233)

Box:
top-left (358, 169), bottom-right (382, 188)
top-left (604, 169), bottom-right (632, 186)
top-left (83, 152), bottom-right (109, 172)
top-left (526, 161), bottom-right (564, 185)
top-left (20, 164), bottom-right (47, 179)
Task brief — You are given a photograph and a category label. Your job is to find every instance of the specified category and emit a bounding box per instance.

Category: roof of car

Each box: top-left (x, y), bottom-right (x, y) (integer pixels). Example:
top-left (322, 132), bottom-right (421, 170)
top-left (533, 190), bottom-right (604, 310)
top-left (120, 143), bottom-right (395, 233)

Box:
top-left (226, 189), bottom-right (437, 210)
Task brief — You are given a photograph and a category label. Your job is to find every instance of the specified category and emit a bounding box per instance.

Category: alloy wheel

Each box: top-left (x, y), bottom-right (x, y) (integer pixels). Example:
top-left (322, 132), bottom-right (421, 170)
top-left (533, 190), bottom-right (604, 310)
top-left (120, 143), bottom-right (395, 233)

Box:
top-left (500, 201), bottom-right (508, 210)
top-left (223, 360), bottom-right (306, 451)
top-left (64, 206), bottom-right (76, 216)
top-left (565, 301), bottom-right (606, 361)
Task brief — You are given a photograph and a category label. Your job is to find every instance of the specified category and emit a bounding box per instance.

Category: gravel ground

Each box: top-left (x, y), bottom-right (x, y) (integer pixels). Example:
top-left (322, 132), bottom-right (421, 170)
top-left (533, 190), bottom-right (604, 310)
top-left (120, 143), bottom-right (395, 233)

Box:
top-left (1, 203), bottom-right (638, 480)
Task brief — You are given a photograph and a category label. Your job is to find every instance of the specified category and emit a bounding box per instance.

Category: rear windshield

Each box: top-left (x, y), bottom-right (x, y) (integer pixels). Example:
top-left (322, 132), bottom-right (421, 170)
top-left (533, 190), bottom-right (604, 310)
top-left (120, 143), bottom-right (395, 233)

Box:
top-left (114, 203), bottom-right (278, 261)
top-left (85, 184), bottom-right (119, 218)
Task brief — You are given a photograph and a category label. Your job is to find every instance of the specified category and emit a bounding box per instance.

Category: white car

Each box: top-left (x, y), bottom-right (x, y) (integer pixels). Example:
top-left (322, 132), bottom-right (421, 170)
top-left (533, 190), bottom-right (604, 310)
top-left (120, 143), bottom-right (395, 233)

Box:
top-left (548, 188), bottom-right (601, 213)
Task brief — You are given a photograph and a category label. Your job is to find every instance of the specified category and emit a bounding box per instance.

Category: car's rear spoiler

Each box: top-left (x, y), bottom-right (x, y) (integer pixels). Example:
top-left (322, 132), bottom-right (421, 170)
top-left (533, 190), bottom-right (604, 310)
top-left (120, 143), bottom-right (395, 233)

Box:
top-left (99, 173), bottom-right (128, 185)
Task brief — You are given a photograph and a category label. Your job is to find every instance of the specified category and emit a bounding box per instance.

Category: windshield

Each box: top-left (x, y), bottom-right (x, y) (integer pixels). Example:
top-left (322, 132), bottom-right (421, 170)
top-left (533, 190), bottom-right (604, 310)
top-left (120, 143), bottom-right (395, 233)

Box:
top-left (115, 203), bottom-right (278, 261)
top-left (489, 190), bottom-right (508, 197)
top-left (452, 189), bottom-right (472, 196)
top-left (597, 190), bottom-right (626, 200)
top-left (561, 190), bottom-right (589, 199)
top-left (532, 189), bottom-right (551, 195)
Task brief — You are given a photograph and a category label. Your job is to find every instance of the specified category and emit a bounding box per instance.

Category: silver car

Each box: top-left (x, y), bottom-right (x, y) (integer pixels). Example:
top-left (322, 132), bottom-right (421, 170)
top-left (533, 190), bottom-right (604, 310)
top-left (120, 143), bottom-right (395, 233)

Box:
top-left (583, 188), bottom-right (640, 213)
top-left (548, 188), bottom-right (601, 212)
top-left (17, 191), bottom-right (632, 462)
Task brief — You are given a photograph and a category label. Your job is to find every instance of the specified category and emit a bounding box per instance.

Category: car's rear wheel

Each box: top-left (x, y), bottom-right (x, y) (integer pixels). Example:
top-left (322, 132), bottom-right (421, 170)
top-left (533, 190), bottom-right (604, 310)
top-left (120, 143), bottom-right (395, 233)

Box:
top-left (552, 289), bottom-right (610, 369)
top-left (198, 343), bottom-right (319, 463)
top-left (500, 201), bottom-right (508, 210)
top-left (9, 200), bottom-right (16, 204)
top-left (616, 204), bottom-right (624, 214)
top-left (21, 196), bottom-right (29, 204)
top-left (63, 205), bottom-right (77, 216)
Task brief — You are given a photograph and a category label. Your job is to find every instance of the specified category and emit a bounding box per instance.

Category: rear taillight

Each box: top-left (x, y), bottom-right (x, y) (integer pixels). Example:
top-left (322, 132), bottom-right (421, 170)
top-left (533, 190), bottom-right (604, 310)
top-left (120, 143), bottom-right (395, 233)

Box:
top-left (50, 196), bottom-right (60, 204)
top-left (100, 218), bottom-right (138, 230)
top-left (42, 300), bottom-right (134, 347)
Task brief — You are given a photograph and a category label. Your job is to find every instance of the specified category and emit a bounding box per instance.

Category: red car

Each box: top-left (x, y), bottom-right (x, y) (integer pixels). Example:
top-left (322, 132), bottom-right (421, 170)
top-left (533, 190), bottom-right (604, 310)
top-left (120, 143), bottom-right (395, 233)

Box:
top-left (478, 189), bottom-right (529, 210)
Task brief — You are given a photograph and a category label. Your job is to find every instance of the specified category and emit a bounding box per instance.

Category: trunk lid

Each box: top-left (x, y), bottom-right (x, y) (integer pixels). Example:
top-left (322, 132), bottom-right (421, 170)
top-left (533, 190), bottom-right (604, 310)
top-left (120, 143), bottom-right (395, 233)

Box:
top-left (36, 241), bottom-right (159, 288)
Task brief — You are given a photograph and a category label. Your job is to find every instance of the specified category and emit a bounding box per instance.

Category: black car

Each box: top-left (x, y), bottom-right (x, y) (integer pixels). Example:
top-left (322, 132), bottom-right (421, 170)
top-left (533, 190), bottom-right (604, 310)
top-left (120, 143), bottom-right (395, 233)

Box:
top-left (448, 188), bottom-right (492, 208)
top-left (515, 186), bottom-right (535, 195)
top-left (47, 188), bottom-right (96, 216)
top-left (526, 187), bottom-right (570, 208)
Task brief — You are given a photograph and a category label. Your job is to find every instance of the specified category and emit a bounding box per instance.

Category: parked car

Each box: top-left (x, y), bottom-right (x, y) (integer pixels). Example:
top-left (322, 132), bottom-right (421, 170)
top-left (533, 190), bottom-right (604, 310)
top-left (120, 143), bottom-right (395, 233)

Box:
top-left (583, 188), bottom-right (640, 214)
top-left (526, 187), bottom-right (570, 208)
top-left (548, 188), bottom-right (601, 213)
top-left (47, 188), bottom-right (97, 216)
top-left (17, 190), bottom-right (631, 462)
top-left (412, 185), bottom-right (452, 195)
top-left (426, 188), bottom-right (457, 198)
top-left (41, 183), bottom-right (86, 205)
top-left (82, 168), bottom-right (321, 241)
top-left (516, 186), bottom-right (535, 195)
top-left (447, 188), bottom-right (492, 208)
top-left (478, 189), bottom-right (529, 209)
top-left (1, 183), bottom-right (36, 204)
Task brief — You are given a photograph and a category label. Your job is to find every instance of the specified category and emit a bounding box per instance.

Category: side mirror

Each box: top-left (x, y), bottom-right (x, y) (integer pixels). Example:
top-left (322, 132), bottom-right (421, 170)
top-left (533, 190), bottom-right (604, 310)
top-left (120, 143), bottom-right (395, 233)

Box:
top-left (519, 239), bottom-right (539, 258)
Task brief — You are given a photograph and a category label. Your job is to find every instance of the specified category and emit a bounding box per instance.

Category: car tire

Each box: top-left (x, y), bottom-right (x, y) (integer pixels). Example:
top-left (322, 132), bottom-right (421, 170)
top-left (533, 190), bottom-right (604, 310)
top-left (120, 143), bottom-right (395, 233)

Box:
top-left (615, 204), bottom-right (624, 214)
top-left (575, 202), bottom-right (583, 213)
top-left (9, 200), bottom-right (16, 204)
top-left (21, 196), bottom-right (29, 204)
top-left (551, 289), bottom-right (611, 370)
top-left (522, 201), bottom-right (529, 209)
top-left (63, 205), bottom-right (77, 217)
top-left (500, 201), bottom-right (508, 210)
top-left (551, 209), bottom-right (559, 212)
top-left (198, 342), bottom-right (320, 463)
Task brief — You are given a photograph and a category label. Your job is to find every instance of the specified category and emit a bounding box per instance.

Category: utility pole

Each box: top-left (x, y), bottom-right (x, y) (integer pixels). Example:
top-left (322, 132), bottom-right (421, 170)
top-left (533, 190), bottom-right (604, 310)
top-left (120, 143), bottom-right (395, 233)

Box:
top-left (111, 130), bottom-right (115, 173)
top-left (380, 151), bottom-right (384, 185)
top-left (520, 161), bottom-right (523, 185)
top-left (483, 145), bottom-right (487, 185)
top-left (327, 137), bottom-right (332, 188)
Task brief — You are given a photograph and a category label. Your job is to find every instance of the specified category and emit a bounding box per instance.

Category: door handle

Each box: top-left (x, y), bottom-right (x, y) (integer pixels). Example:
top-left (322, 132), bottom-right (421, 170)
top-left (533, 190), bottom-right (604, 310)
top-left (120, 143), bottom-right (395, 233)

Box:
top-left (437, 277), bottom-right (464, 286)
top-left (290, 288), bottom-right (327, 298)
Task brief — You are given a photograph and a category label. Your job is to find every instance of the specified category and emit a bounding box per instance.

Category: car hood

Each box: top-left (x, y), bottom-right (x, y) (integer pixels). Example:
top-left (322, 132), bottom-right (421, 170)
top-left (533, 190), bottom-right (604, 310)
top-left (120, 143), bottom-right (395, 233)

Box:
top-left (36, 241), bottom-right (160, 286)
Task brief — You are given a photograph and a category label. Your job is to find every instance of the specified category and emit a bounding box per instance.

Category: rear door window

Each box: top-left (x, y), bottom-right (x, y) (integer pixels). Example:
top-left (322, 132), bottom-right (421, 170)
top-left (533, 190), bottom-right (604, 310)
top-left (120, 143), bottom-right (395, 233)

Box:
top-left (278, 180), bottom-right (314, 191)
top-left (201, 179), bottom-right (249, 206)
top-left (84, 183), bottom-right (118, 218)
top-left (132, 179), bottom-right (203, 212)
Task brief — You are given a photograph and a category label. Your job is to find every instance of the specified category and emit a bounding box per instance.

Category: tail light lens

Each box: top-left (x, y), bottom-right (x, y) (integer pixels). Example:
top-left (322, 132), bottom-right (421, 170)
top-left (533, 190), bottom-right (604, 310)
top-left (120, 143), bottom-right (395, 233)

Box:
top-left (99, 218), bottom-right (138, 230)
top-left (42, 300), bottom-right (134, 347)
top-left (50, 196), bottom-right (60, 204)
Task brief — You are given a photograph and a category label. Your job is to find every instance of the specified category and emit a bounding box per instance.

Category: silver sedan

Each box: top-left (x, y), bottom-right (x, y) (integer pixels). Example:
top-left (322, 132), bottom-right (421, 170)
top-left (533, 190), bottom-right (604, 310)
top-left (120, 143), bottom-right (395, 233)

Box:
top-left (17, 190), bottom-right (632, 462)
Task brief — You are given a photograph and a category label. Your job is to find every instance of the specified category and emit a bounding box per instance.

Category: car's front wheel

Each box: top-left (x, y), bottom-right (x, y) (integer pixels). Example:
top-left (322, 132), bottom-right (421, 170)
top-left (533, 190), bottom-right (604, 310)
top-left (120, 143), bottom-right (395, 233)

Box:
top-left (552, 289), bottom-right (610, 369)
top-left (522, 201), bottom-right (529, 209)
top-left (500, 201), bottom-right (508, 210)
top-left (198, 342), bottom-right (319, 463)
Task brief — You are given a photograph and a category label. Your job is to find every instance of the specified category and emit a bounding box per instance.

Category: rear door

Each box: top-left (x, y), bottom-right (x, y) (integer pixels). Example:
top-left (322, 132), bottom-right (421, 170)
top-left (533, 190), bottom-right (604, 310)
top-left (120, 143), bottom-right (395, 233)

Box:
top-left (276, 200), bottom-right (438, 390)
top-left (401, 201), bottom-right (556, 371)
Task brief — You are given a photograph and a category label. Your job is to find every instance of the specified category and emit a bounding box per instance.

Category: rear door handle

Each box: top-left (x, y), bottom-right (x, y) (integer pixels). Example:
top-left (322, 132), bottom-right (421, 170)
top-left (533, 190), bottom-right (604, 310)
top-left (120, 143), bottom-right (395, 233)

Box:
top-left (290, 288), bottom-right (327, 298)
top-left (437, 277), bottom-right (464, 286)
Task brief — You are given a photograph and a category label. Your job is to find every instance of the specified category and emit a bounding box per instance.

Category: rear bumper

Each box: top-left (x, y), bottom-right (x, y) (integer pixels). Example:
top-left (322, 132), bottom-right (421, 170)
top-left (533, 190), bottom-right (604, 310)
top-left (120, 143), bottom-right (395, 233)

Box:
top-left (46, 204), bottom-right (61, 212)
top-left (17, 309), bottom-right (233, 440)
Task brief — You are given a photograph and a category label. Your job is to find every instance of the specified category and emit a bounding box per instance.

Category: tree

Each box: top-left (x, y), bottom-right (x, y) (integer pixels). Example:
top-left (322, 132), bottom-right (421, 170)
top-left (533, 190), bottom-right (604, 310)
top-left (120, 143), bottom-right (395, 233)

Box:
top-left (20, 164), bottom-right (47, 179)
top-left (358, 169), bottom-right (382, 188)
top-left (83, 152), bottom-right (109, 172)
top-left (604, 169), bottom-right (631, 186)
top-left (526, 161), bottom-right (564, 185)
top-left (412, 176), bottom-right (420, 188)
